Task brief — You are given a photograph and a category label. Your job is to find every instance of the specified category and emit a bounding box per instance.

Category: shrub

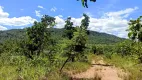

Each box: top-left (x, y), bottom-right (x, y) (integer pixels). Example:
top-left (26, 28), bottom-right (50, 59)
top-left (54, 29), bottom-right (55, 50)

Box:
top-left (115, 40), bottom-right (133, 57)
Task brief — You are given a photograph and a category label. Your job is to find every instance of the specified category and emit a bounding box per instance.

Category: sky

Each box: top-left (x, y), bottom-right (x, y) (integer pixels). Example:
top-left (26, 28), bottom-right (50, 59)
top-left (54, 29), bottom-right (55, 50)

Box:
top-left (0, 0), bottom-right (142, 38)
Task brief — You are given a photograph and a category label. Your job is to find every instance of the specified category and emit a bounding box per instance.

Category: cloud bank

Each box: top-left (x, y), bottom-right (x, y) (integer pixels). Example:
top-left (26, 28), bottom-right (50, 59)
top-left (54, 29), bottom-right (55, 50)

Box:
top-left (54, 7), bottom-right (138, 38)
top-left (0, 6), bottom-right (36, 30)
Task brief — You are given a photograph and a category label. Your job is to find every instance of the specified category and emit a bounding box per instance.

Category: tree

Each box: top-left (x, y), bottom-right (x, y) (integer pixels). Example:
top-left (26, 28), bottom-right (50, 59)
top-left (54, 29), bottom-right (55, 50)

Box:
top-left (63, 17), bottom-right (75, 39)
top-left (77, 0), bottom-right (96, 8)
top-left (127, 16), bottom-right (142, 42)
top-left (60, 14), bottom-right (90, 72)
top-left (72, 13), bottom-right (90, 59)
top-left (81, 13), bottom-right (90, 34)
top-left (72, 27), bottom-right (87, 56)
top-left (127, 16), bottom-right (142, 63)
top-left (24, 15), bottom-right (55, 59)
top-left (67, 13), bottom-right (90, 61)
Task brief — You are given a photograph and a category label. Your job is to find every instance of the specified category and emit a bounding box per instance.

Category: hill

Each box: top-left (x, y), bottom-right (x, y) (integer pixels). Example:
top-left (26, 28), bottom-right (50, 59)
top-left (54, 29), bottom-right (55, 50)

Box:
top-left (0, 28), bottom-right (125, 44)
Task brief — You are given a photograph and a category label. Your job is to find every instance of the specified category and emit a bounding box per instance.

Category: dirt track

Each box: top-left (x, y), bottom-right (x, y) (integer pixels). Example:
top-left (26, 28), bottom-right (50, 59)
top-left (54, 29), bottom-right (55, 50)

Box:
top-left (71, 60), bottom-right (127, 80)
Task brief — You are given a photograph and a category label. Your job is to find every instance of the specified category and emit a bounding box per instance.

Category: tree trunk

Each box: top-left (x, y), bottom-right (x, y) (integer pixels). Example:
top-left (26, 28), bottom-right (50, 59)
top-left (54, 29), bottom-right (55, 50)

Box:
top-left (60, 57), bottom-right (70, 72)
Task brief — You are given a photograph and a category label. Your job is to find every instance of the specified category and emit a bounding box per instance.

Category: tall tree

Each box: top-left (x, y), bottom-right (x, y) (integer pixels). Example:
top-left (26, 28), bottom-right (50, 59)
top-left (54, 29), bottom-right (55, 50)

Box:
top-left (127, 16), bottom-right (142, 63)
top-left (128, 16), bottom-right (142, 42)
top-left (24, 15), bottom-right (55, 58)
top-left (68, 13), bottom-right (90, 61)
top-left (72, 13), bottom-right (90, 56)
top-left (60, 14), bottom-right (90, 72)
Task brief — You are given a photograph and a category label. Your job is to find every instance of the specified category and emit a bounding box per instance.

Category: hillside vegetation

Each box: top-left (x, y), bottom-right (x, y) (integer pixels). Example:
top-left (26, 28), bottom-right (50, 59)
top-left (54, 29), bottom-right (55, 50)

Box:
top-left (0, 28), bottom-right (125, 44)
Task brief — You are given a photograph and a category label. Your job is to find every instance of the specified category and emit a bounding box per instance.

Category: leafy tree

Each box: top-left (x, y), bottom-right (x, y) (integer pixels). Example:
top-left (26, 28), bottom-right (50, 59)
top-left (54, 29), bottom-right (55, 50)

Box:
top-left (24, 15), bottom-right (55, 59)
top-left (127, 16), bottom-right (142, 62)
top-left (70, 13), bottom-right (90, 61)
top-left (63, 17), bottom-right (75, 39)
top-left (81, 13), bottom-right (90, 35)
top-left (127, 16), bottom-right (142, 42)
top-left (77, 0), bottom-right (96, 8)
top-left (72, 27), bottom-right (87, 52)
top-left (60, 14), bottom-right (90, 72)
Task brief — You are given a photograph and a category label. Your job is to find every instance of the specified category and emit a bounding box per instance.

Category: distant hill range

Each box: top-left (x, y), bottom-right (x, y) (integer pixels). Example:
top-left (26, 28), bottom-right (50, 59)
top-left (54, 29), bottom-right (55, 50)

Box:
top-left (0, 28), bottom-right (125, 44)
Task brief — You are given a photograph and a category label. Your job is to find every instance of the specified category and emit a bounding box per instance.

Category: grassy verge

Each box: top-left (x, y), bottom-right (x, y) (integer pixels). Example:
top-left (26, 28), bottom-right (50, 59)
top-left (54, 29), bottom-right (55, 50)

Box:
top-left (0, 54), bottom-right (93, 80)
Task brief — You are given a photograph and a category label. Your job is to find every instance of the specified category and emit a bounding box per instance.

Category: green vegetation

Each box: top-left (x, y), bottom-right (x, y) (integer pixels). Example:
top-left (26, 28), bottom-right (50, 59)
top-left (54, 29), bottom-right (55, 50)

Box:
top-left (0, 14), bottom-right (94, 80)
top-left (0, 13), bottom-right (142, 80)
top-left (0, 29), bottom-right (125, 44)
top-left (127, 16), bottom-right (142, 42)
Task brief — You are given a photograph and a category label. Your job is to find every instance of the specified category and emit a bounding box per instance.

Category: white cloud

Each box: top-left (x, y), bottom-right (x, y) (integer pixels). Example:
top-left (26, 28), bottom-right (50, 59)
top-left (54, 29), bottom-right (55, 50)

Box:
top-left (105, 7), bottom-right (138, 18)
top-left (85, 12), bottom-right (94, 17)
top-left (38, 5), bottom-right (44, 9)
top-left (54, 16), bottom-right (65, 28)
top-left (71, 17), bottom-right (83, 26)
top-left (0, 16), bottom-right (37, 26)
top-left (0, 6), bottom-right (36, 28)
top-left (88, 7), bottom-right (138, 38)
top-left (0, 6), bottom-right (9, 18)
top-left (54, 7), bottom-right (138, 38)
top-left (35, 10), bottom-right (42, 18)
top-left (51, 7), bottom-right (57, 12)
top-left (0, 25), bottom-right (7, 31)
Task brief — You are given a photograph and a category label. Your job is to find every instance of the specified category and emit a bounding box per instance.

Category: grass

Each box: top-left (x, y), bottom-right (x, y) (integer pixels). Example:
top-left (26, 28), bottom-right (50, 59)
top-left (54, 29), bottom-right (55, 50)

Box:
top-left (64, 62), bottom-right (91, 74)
top-left (2, 52), bottom-right (142, 80)
top-left (0, 53), bottom-right (93, 80)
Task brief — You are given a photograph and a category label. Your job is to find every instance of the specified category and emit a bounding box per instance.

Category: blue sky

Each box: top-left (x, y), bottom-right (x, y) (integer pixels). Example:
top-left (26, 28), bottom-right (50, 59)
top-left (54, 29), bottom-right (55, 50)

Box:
top-left (0, 0), bottom-right (142, 38)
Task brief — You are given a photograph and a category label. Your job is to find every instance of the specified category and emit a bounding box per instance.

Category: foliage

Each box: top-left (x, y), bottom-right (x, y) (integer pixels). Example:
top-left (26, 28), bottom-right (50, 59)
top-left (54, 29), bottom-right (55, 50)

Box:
top-left (115, 40), bottom-right (134, 56)
top-left (24, 15), bottom-right (55, 58)
top-left (63, 17), bottom-right (76, 39)
top-left (127, 16), bottom-right (142, 42)
top-left (60, 14), bottom-right (90, 72)
top-left (0, 28), bottom-right (125, 45)
top-left (127, 16), bottom-right (142, 63)
top-left (91, 45), bottom-right (97, 54)
top-left (70, 13), bottom-right (90, 61)
top-left (2, 13), bottom-right (142, 79)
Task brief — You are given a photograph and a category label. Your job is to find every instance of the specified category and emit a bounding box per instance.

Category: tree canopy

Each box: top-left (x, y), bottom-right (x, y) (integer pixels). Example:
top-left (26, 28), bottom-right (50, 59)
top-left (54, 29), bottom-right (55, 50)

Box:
top-left (127, 16), bottom-right (142, 42)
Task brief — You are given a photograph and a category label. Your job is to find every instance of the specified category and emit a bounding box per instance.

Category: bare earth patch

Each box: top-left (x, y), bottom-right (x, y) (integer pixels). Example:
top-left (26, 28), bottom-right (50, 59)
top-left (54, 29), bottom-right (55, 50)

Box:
top-left (70, 59), bottom-right (128, 80)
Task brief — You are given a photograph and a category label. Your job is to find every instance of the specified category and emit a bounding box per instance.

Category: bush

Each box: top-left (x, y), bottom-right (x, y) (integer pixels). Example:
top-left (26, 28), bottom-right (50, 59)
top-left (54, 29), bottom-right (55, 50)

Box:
top-left (115, 40), bottom-right (133, 57)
